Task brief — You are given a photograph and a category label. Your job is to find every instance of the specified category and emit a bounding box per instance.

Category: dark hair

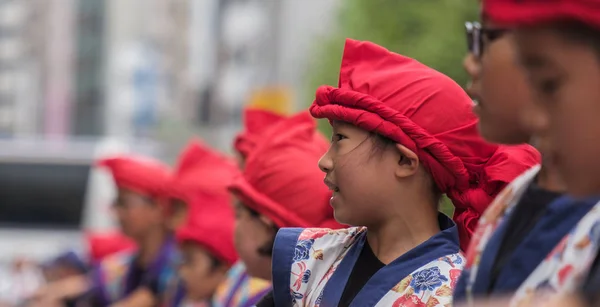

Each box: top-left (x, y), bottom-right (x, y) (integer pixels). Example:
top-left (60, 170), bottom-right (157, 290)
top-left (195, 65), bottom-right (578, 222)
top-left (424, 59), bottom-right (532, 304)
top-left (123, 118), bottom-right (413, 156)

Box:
top-left (550, 20), bottom-right (600, 56)
top-left (369, 132), bottom-right (395, 156)
top-left (369, 133), bottom-right (444, 206)
top-left (247, 206), bottom-right (278, 257)
top-left (181, 240), bottom-right (227, 271)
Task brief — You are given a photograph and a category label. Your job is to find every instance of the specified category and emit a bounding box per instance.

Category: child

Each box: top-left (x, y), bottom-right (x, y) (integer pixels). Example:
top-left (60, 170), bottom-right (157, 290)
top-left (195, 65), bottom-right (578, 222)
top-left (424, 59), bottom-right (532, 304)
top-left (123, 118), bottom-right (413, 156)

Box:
top-left (32, 155), bottom-right (180, 307)
top-left (227, 111), bottom-right (344, 304)
top-left (167, 141), bottom-right (241, 305)
top-left (464, 0), bottom-right (600, 306)
top-left (212, 109), bottom-right (292, 307)
top-left (453, 0), bottom-right (586, 303)
top-left (266, 39), bottom-right (540, 307)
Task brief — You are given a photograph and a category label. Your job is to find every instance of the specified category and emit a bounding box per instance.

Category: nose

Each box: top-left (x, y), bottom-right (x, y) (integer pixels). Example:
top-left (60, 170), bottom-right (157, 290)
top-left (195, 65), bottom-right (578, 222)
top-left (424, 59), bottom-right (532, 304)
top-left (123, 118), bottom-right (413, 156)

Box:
top-left (318, 148), bottom-right (334, 173)
top-left (519, 100), bottom-right (550, 135)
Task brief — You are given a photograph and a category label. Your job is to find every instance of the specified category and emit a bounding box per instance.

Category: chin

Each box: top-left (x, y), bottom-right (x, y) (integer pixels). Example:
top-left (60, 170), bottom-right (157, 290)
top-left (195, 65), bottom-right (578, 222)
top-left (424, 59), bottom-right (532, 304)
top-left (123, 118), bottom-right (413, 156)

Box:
top-left (333, 210), bottom-right (356, 227)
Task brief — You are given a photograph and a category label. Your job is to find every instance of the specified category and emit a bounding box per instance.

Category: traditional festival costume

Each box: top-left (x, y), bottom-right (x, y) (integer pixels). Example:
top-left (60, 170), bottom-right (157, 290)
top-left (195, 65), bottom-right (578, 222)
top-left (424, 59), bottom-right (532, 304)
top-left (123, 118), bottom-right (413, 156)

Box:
top-left (269, 39), bottom-right (540, 307)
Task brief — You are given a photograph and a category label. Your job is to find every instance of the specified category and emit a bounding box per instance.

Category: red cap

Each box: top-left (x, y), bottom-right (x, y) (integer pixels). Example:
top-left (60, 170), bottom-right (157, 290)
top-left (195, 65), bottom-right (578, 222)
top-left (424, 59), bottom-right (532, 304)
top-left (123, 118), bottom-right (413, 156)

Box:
top-left (483, 0), bottom-right (600, 29)
top-left (172, 140), bottom-right (239, 266)
top-left (228, 112), bottom-right (343, 229)
top-left (86, 231), bottom-right (136, 263)
top-left (97, 155), bottom-right (170, 198)
top-left (234, 108), bottom-right (287, 159)
top-left (310, 39), bottom-right (540, 250)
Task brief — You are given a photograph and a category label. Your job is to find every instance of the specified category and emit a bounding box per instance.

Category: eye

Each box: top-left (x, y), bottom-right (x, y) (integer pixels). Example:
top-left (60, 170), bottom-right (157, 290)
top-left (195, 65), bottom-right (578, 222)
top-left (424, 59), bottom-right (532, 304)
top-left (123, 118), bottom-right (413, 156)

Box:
top-left (331, 133), bottom-right (347, 143)
top-left (538, 78), bottom-right (561, 95)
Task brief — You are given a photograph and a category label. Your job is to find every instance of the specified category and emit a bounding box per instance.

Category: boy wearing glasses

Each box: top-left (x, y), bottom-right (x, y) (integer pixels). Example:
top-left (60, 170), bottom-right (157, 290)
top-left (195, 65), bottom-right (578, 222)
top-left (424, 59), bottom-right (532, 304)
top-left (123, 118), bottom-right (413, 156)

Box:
top-left (452, 1), bottom-right (598, 305)
top-left (32, 156), bottom-right (183, 307)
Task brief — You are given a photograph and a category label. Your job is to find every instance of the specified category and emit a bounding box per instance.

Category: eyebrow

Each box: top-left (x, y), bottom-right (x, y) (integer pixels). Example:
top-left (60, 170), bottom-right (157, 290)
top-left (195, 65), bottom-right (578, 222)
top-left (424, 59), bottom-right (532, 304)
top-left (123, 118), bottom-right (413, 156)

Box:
top-left (518, 53), bottom-right (555, 70)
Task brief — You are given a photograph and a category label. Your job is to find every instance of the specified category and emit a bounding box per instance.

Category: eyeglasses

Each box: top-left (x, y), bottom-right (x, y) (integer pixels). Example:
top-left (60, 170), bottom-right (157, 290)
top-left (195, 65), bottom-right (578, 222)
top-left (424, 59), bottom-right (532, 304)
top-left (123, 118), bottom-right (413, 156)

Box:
top-left (465, 21), bottom-right (510, 58)
top-left (112, 193), bottom-right (154, 209)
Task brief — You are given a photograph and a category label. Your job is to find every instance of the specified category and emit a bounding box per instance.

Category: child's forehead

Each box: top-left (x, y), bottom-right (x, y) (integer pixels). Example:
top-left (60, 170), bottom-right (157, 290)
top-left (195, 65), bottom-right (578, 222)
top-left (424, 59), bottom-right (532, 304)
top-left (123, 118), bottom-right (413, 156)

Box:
top-left (331, 120), bottom-right (354, 130)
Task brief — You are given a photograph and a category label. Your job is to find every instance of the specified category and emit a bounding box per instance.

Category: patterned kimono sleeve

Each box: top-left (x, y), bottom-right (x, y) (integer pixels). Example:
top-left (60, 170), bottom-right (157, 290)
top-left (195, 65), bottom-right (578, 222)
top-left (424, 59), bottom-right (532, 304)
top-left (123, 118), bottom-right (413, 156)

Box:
top-left (380, 253), bottom-right (466, 307)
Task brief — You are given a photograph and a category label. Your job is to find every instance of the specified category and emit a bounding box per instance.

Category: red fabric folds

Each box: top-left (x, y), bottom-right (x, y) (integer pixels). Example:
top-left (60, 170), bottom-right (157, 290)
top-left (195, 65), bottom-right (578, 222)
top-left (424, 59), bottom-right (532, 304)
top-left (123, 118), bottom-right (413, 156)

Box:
top-left (483, 0), bottom-right (600, 29)
top-left (86, 231), bottom-right (136, 263)
top-left (234, 108), bottom-right (287, 158)
top-left (172, 140), bottom-right (239, 266)
top-left (228, 112), bottom-right (343, 229)
top-left (97, 155), bottom-right (170, 198)
top-left (310, 39), bottom-right (540, 250)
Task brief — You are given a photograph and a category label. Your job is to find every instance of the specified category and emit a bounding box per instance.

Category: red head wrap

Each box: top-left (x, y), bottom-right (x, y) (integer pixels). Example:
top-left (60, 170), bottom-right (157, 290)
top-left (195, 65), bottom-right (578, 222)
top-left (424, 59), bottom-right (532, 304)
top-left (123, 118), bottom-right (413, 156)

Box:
top-left (483, 0), bottom-right (600, 29)
top-left (172, 140), bottom-right (239, 266)
top-left (86, 231), bottom-right (136, 263)
top-left (310, 39), bottom-right (540, 250)
top-left (97, 155), bottom-right (170, 198)
top-left (228, 112), bottom-right (343, 229)
top-left (234, 108), bottom-right (287, 158)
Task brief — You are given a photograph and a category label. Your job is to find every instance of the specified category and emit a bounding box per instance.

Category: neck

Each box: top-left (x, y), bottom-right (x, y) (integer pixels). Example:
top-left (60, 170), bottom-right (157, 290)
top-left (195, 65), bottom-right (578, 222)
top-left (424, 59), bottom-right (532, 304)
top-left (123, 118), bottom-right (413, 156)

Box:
top-left (537, 163), bottom-right (566, 193)
top-left (366, 200), bottom-right (440, 264)
top-left (135, 228), bottom-right (169, 268)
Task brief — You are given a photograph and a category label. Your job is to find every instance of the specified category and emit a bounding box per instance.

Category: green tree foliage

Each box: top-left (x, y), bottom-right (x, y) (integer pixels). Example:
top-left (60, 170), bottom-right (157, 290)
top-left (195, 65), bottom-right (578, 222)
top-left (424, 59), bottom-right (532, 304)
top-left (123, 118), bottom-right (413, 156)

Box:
top-left (305, 0), bottom-right (478, 216)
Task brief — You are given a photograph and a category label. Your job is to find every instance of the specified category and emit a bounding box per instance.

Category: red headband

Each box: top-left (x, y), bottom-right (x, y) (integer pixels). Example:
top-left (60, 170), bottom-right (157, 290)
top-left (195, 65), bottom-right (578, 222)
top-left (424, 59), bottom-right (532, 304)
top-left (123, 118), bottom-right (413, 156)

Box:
top-left (484, 0), bottom-right (600, 28)
top-left (228, 112), bottom-right (342, 229)
top-left (234, 108), bottom-right (287, 159)
top-left (97, 155), bottom-right (170, 198)
top-left (172, 140), bottom-right (239, 266)
top-left (310, 39), bottom-right (540, 250)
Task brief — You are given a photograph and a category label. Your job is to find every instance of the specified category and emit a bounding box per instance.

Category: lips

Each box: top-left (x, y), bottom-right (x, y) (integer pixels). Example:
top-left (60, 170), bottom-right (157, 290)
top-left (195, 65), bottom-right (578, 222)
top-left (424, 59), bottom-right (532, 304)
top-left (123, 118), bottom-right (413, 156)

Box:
top-left (465, 82), bottom-right (483, 108)
top-left (323, 178), bottom-right (339, 192)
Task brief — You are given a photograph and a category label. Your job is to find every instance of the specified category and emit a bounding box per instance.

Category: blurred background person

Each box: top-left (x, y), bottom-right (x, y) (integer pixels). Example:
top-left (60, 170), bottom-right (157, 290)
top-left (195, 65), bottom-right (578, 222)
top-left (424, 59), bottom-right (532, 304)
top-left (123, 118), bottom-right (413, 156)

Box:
top-left (461, 0), bottom-right (600, 306)
top-left (167, 141), bottom-right (239, 306)
top-left (228, 111), bottom-right (343, 305)
top-left (33, 155), bottom-right (176, 306)
top-left (454, 0), bottom-right (571, 304)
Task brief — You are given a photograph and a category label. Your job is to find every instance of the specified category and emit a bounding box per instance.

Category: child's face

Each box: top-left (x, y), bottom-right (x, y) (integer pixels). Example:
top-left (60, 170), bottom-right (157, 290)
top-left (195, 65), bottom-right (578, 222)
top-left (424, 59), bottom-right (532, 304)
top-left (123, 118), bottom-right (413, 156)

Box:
top-left (113, 189), bottom-right (163, 238)
top-left (166, 199), bottom-right (188, 232)
top-left (515, 26), bottom-right (600, 196)
top-left (231, 199), bottom-right (275, 280)
top-left (318, 122), bottom-right (402, 227)
top-left (178, 243), bottom-right (228, 302)
top-left (465, 19), bottom-right (536, 144)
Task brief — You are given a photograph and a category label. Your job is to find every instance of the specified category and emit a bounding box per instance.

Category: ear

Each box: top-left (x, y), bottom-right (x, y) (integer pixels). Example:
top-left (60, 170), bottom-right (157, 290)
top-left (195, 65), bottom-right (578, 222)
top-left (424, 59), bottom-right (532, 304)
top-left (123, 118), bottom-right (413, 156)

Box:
top-left (393, 143), bottom-right (420, 179)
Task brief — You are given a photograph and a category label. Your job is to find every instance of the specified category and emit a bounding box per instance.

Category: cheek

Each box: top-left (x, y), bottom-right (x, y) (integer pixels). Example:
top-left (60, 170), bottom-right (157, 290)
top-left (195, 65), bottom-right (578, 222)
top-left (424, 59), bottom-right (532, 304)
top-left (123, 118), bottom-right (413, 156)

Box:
top-left (180, 263), bottom-right (210, 298)
top-left (169, 208), bottom-right (188, 229)
top-left (234, 219), bottom-right (260, 258)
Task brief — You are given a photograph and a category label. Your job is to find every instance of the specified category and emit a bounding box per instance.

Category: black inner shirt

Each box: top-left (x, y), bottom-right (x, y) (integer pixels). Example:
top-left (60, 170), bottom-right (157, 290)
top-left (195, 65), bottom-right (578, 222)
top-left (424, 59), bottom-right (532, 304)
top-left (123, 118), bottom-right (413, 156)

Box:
top-left (486, 182), bottom-right (562, 292)
top-left (579, 247), bottom-right (600, 307)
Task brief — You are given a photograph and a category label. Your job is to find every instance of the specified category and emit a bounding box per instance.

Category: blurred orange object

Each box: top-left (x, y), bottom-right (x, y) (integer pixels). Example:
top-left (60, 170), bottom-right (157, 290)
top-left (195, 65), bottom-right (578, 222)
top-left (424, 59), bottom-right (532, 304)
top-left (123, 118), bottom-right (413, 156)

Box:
top-left (247, 86), bottom-right (292, 116)
top-left (86, 231), bottom-right (137, 263)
